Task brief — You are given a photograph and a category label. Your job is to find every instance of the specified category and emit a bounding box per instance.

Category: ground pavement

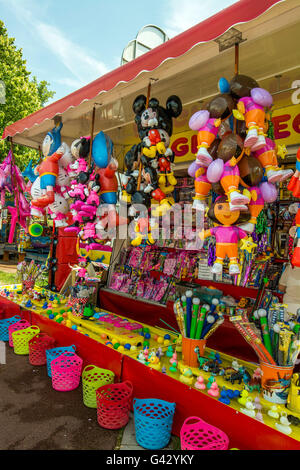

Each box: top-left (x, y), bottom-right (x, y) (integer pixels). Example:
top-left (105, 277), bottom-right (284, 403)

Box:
top-left (0, 345), bottom-right (179, 451)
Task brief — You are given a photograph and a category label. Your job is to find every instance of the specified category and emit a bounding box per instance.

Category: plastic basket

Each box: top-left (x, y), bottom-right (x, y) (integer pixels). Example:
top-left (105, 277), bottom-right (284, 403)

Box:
top-left (46, 345), bottom-right (76, 377)
top-left (133, 398), bottom-right (176, 449)
top-left (96, 381), bottom-right (133, 429)
top-left (8, 319), bottom-right (31, 347)
top-left (180, 416), bottom-right (229, 450)
top-left (12, 326), bottom-right (40, 355)
top-left (0, 315), bottom-right (21, 342)
top-left (51, 352), bottom-right (83, 392)
top-left (82, 365), bottom-right (115, 408)
top-left (29, 333), bottom-right (55, 366)
top-left (22, 280), bottom-right (35, 293)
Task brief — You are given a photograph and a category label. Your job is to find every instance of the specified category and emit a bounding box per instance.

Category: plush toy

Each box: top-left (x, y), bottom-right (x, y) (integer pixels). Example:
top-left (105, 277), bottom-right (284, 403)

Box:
top-left (206, 133), bottom-right (250, 211)
top-left (253, 138), bottom-right (291, 183)
top-left (189, 110), bottom-right (221, 166)
top-left (126, 94), bottom-right (182, 216)
top-left (189, 94), bottom-right (234, 166)
top-left (48, 193), bottom-right (72, 227)
top-left (69, 136), bottom-right (91, 183)
top-left (234, 87), bottom-right (273, 150)
top-left (199, 195), bottom-right (250, 275)
top-left (32, 122), bottom-right (64, 207)
top-left (288, 148), bottom-right (300, 198)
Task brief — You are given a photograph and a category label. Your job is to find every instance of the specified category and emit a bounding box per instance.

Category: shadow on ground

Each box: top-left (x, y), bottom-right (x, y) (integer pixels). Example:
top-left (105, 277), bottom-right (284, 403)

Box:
top-left (0, 346), bottom-right (119, 450)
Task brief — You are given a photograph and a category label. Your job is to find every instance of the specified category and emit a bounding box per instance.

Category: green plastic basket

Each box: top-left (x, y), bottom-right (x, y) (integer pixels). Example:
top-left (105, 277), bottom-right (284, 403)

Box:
top-left (12, 326), bottom-right (40, 355)
top-left (82, 365), bottom-right (115, 408)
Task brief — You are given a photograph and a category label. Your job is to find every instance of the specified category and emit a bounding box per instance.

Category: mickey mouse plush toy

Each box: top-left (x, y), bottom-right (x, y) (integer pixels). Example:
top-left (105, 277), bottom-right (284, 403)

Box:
top-left (129, 94), bottom-right (182, 215)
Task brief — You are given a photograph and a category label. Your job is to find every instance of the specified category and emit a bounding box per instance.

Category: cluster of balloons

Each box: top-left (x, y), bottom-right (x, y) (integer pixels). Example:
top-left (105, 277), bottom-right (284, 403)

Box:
top-left (190, 74), bottom-right (293, 276)
top-left (27, 122), bottom-right (126, 247)
top-left (121, 94), bottom-right (182, 245)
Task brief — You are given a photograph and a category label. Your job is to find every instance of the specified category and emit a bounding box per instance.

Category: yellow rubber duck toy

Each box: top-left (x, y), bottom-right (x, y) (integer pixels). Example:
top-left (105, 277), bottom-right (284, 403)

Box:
top-left (148, 352), bottom-right (161, 371)
top-left (179, 367), bottom-right (194, 386)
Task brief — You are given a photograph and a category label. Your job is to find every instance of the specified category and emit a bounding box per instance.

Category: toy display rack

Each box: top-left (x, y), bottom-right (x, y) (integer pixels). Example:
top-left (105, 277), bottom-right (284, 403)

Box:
top-left (1, 283), bottom-right (300, 448)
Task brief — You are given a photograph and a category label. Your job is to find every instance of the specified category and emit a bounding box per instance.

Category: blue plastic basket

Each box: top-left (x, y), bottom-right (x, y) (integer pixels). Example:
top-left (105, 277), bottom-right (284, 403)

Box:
top-left (0, 316), bottom-right (22, 342)
top-left (133, 398), bottom-right (176, 449)
top-left (46, 345), bottom-right (76, 377)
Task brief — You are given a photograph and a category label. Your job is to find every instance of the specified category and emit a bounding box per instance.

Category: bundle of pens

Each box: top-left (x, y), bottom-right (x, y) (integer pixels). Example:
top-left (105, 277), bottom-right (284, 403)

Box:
top-left (17, 260), bottom-right (46, 292)
top-left (173, 290), bottom-right (224, 340)
top-left (255, 304), bottom-right (300, 368)
top-left (230, 306), bottom-right (300, 368)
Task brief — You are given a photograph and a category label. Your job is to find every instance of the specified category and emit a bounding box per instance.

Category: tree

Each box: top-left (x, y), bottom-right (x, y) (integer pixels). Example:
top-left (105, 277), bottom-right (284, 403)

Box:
top-left (0, 20), bottom-right (55, 170)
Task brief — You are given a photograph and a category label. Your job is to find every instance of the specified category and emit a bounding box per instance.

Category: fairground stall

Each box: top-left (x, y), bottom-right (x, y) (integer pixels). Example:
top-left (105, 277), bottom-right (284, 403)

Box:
top-left (1, 0), bottom-right (300, 450)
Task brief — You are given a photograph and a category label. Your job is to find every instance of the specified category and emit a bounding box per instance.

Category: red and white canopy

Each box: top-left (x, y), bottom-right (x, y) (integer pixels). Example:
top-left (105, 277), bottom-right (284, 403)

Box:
top-left (2, 0), bottom-right (300, 152)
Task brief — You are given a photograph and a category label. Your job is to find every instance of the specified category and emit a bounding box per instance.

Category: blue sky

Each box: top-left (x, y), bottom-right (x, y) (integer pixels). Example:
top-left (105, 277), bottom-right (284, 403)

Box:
top-left (0, 0), bottom-right (236, 103)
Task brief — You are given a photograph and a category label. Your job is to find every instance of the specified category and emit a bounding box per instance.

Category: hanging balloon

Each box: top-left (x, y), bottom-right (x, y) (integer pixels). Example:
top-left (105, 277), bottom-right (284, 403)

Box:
top-left (207, 94), bottom-right (235, 120)
top-left (238, 155), bottom-right (263, 187)
top-left (28, 223), bottom-right (43, 237)
top-left (229, 74), bottom-right (259, 100)
top-left (218, 77), bottom-right (230, 94)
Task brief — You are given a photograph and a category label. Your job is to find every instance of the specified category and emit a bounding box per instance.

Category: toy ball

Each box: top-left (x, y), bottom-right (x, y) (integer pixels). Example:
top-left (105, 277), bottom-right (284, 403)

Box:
top-left (101, 333), bottom-right (107, 340)
top-left (153, 335), bottom-right (158, 341)
top-left (71, 325), bottom-right (77, 330)
top-left (105, 341), bottom-right (113, 347)
top-left (66, 320), bottom-right (72, 328)
top-left (143, 340), bottom-right (150, 348)
top-left (49, 314), bottom-right (55, 320)
top-left (164, 334), bottom-right (171, 340)
top-left (28, 222), bottom-right (43, 237)
top-left (157, 336), bottom-right (164, 344)
top-left (118, 345), bottom-right (125, 353)
top-left (144, 333), bottom-right (151, 340)
top-left (113, 343), bottom-right (120, 350)
top-left (131, 345), bottom-right (137, 352)
top-left (164, 339), bottom-right (170, 346)
top-left (124, 343), bottom-right (131, 350)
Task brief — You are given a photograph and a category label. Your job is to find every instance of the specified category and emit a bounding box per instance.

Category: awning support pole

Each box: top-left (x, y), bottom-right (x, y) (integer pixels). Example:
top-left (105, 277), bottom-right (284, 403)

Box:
top-left (88, 106), bottom-right (96, 169)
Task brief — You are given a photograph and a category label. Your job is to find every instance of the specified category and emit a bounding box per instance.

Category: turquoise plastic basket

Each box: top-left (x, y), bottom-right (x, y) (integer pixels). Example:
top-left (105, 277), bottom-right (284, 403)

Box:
top-left (46, 345), bottom-right (76, 377)
top-left (0, 316), bottom-right (22, 342)
top-left (133, 398), bottom-right (176, 449)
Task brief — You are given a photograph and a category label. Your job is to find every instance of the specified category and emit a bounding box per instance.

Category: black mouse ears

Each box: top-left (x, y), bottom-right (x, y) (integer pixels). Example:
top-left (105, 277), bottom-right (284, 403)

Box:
top-left (132, 95), bottom-right (160, 114)
top-left (132, 94), bottom-right (182, 117)
top-left (166, 95), bottom-right (182, 118)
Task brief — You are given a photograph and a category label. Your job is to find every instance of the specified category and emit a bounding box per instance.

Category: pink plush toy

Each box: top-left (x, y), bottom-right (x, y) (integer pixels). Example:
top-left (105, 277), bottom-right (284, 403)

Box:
top-left (189, 110), bottom-right (221, 166)
top-left (237, 87), bottom-right (273, 150)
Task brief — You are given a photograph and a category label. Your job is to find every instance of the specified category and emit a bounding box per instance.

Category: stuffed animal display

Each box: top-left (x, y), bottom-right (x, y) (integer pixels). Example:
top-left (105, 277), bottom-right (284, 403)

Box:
top-left (122, 94), bottom-right (182, 245)
top-left (189, 74), bottom-right (292, 223)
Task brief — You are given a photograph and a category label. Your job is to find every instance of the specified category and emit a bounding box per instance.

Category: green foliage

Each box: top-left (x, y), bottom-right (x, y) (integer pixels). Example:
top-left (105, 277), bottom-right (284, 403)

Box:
top-left (0, 20), bottom-right (55, 170)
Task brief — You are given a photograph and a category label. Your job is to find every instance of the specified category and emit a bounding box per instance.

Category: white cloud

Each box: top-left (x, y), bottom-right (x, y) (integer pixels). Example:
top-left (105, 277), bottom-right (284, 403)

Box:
top-left (163, 0), bottom-right (237, 38)
top-left (2, 0), bottom-right (109, 87)
top-left (35, 22), bottom-right (109, 85)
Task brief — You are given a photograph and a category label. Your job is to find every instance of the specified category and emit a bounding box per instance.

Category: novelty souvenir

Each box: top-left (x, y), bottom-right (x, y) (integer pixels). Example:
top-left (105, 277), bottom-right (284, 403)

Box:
top-left (199, 195), bottom-right (250, 275)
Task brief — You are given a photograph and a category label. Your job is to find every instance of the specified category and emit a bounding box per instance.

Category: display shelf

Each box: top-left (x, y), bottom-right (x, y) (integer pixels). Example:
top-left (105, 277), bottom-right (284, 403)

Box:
top-left (1, 296), bottom-right (300, 450)
top-left (179, 278), bottom-right (259, 300)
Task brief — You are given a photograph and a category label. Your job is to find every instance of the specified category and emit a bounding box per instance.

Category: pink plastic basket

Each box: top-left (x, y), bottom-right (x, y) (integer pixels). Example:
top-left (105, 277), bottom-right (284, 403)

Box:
top-left (8, 319), bottom-right (31, 347)
top-left (180, 416), bottom-right (229, 450)
top-left (51, 352), bottom-right (83, 392)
